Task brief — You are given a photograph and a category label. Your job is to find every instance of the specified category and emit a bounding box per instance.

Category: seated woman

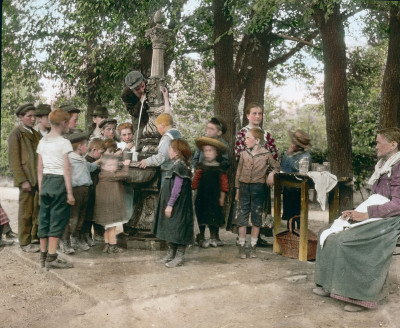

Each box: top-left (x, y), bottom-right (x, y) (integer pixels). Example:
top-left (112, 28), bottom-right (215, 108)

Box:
top-left (281, 129), bottom-right (312, 229)
top-left (313, 127), bottom-right (400, 312)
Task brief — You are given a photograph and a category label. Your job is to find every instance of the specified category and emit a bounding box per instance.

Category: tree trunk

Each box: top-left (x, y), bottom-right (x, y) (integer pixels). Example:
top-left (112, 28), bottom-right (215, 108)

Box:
top-left (242, 24), bottom-right (273, 126)
top-left (213, 0), bottom-right (237, 227)
top-left (85, 61), bottom-right (102, 130)
top-left (380, 5), bottom-right (400, 128)
top-left (314, 4), bottom-right (353, 211)
top-left (213, 0), bottom-right (235, 154)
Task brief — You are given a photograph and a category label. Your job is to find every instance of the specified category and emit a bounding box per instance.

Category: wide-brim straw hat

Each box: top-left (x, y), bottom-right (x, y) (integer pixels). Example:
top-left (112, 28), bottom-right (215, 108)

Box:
top-left (289, 129), bottom-right (311, 149)
top-left (196, 136), bottom-right (227, 152)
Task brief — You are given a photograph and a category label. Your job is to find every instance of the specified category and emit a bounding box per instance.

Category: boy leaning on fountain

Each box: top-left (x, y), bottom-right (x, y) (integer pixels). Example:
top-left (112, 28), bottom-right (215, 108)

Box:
top-left (138, 113), bottom-right (181, 182)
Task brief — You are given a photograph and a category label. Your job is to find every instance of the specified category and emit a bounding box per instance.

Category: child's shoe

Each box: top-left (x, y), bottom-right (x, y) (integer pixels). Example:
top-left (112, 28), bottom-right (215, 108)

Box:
top-left (70, 236), bottom-right (78, 250)
top-left (200, 239), bottom-right (210, 248)
top-left (216, 238), bottom-right (224, 246)
top-left (83, 233), bottom-right (96, 247)
top-left (239, 245), bottom-right (246, 259)
top-left (165, 247), bottom-right (185, 268)
top-left (159, 244), bottom-right (177, 263)
top-left (250, 245), bottom-right (257, 258)
top-left (209, 239), bottom-right (218, 248)
top-left (102, 244), bottom-right (110, 253)
top-left (59, 240), bottom-right (75, 254)
top-left (108, 244), bottom-right (124, 253)
top-left (45, 253), bottom-right (73, 270)
top-left (40, 251), bottom-right (47, 268)
top-left (75, 238), bottom-right (90, 251)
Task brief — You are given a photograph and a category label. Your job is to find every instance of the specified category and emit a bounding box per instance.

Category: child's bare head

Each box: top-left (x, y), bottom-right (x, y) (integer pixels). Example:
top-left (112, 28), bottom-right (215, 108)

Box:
top-left (169, 139), bottom-right (192, 165)
top-left (88, 138), bottom-right (105, 159)
top-left (155, 113), bottom-right (173, 136)
top-left (49, 108), bottom-right (70, 126)
top-left (101, 155), bottom-right (119, 173)
top-left (104, 138), bottom-right (118, 154)
top-left (118, 122), bottom-right (134, 143)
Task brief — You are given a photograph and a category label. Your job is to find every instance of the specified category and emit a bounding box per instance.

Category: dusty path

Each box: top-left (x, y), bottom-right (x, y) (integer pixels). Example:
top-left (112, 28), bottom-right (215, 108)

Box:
top-left (1, 187), bottom-right (400, 328)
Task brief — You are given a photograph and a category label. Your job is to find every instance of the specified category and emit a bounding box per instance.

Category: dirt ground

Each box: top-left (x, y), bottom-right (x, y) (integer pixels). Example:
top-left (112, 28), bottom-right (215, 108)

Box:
top-left (1, 187), bottom-right (400, 328)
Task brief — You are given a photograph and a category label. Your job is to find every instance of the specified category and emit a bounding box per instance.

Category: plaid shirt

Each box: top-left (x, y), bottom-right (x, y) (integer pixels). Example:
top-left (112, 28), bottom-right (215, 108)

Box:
top-left (234, 125), bottom-right (278, 161)
top-left (0, 202), bottom-right (10, 226)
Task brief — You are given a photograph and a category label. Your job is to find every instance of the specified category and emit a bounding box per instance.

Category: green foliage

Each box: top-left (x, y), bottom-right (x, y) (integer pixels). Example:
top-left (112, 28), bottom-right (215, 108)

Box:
top-left (1, 0), bottom-right (42, 176)
top-left (169, 57), bottom-right (215, 151)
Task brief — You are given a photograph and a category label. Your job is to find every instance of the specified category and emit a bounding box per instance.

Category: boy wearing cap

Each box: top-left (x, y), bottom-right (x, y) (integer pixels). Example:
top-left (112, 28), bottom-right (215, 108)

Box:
top-left (59, 104), bottom-right (82, 134)
top-left (99, 118), bottom-right (118, 141)
top-left (138, 113), bottom-right (181, 181)
top-left (281, 129), bottom-right (312, 229)
top-left (192, 117), bottom-right (229, 170)
top-left (88, 105), bottom-right (109, 141)
top-left (192, 137), bottom-right (229, 248)
top-left (34, 104), bottom-right (51, 138)
top-left (37, 108), bottom-right (75, 269)
top-left (59, 132), bottom-right (100, 254)
top-left (121, 70), bottom-right (170, 137)
top-left (8, 103), bottom-right (41, 252)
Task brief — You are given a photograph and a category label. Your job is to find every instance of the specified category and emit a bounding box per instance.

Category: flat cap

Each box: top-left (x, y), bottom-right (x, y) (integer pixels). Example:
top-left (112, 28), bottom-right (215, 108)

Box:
top-left (92, 105), bottom-right (109, 117)
top-left (15, 103), bottom-right (35, 116)
top-left (36, 104), bottom-right (51, 116)
top-left (67, 132), bottom-right (88, 144)
top-left (210, 117), bottom-right (227, 135)
top-left (59, 104), bottom-right (81, 113)
top-left (125, 71), bottom-right (144, 90)
top-left (99, 118), bottom-right (117, 129)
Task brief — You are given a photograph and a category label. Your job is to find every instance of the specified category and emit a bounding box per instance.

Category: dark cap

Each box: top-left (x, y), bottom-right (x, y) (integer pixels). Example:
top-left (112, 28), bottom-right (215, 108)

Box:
top-left (59, 104), bottom-right (81, 113)
top-left (125, 71), bottom-right (144, 90)
top-left (67, 132), bottom-right (88, 144)
top-left (92, 105), bottom-right (109, 117)
top-left (209, 117), bottom-right (227, 135)
top-left (99, 118), bottom-right (117, 129)
top-left (36, 104), bottom-right (51, 116)
top-left (15, 103), bottom-right (35, 116)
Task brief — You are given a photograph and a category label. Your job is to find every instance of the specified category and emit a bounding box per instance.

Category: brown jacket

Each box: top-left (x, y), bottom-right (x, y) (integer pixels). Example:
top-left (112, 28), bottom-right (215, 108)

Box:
top-left (8, 125), bottom-right (40, 187)
top-left (235, 145), bottom-right (280, 188)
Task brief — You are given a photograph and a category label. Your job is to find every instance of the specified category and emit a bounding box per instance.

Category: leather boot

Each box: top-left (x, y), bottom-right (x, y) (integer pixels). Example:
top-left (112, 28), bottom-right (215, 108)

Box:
top-left (40, 251), bottom-right (47, 268)
top-left (159, 243), bottom-right (177, 263)
top-left (83, 233), bottom-right (95, 247)
top-left (165, 246), bottom-right (185, 268)
top-left (59, 238), bottom-right (75, 255)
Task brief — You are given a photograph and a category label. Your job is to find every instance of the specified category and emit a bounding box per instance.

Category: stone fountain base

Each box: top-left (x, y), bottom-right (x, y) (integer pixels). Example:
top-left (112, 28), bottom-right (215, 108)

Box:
top-left (117, 231), bottom-right (166, 251)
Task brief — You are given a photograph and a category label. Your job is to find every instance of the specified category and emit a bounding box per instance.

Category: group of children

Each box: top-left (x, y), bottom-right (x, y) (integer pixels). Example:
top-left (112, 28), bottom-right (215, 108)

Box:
top-left (8, 99), bottom-right (313, 270)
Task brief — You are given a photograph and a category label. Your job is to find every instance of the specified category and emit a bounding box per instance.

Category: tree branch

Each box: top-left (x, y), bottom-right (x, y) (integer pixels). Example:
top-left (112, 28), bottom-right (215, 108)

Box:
top-left (273, 32), bottom-right (319, 49)
top-left (268, 30), bottom-right (319, 68)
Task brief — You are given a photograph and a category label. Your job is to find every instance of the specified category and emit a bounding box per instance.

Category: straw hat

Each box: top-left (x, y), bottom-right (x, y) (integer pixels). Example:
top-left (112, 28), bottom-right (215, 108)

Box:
top-left (195, 137), bottom-right (227, 152)
top-left (289, 129), bottom-right (311, 149)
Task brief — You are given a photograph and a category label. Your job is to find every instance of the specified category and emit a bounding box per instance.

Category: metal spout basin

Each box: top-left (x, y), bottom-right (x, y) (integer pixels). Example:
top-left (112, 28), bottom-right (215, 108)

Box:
top-left (126, 164), bottom-right (158, 186)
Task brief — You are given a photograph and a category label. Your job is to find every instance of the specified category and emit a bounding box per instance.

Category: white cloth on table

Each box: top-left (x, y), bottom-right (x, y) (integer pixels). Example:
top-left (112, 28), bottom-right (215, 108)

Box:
top-left (319, 194), bottom-right (390, 247)
top-left (307, 171), bottom-right (338, 211)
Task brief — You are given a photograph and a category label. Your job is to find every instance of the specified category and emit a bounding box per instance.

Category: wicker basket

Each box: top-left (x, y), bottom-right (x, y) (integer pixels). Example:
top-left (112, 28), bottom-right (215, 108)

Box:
top-left (276, 216), bottom-right (318, 261)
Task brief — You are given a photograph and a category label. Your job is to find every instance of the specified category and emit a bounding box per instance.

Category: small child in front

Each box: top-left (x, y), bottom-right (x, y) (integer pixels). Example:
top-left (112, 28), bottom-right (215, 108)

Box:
top-left (59, 132), bottom-right (100, 254)
top-left (37, 108), bottom-right (75, 269)
top-left (93, 155), bottom-right (131, 254)
top-left (192, 137), bottom-right (229, 248)
top-left (154, 139), bottom-right (193, 268)
top-left (84, 138), bottom-right (105, 244)
top-left (235, 128), bottom-right (280, 259)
